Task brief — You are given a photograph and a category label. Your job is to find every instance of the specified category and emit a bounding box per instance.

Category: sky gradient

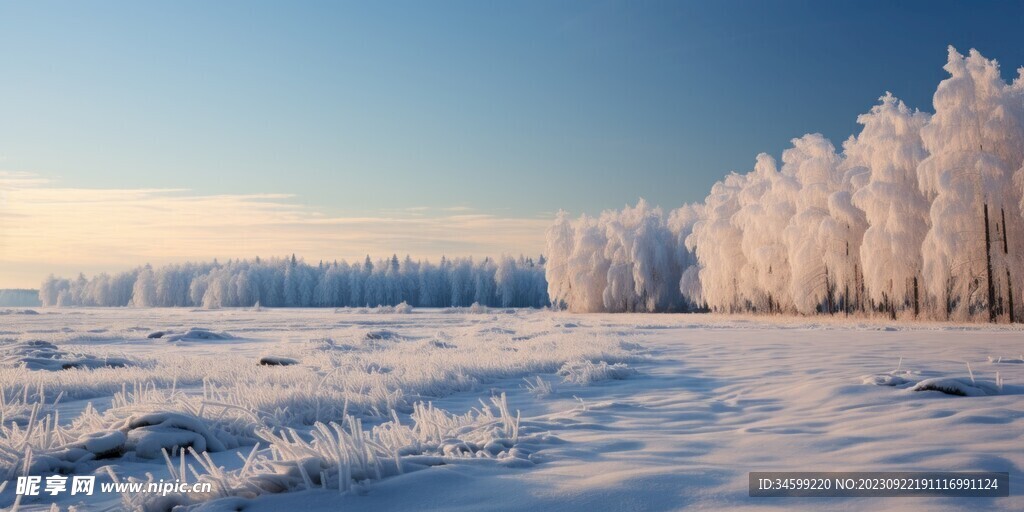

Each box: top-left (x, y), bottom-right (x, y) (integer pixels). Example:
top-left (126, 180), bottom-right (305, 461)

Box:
top-left (1, 1), bottom-right (1023, 287)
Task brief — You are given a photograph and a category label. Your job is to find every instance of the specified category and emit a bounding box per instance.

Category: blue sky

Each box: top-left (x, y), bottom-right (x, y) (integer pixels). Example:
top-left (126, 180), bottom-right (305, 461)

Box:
top-left (1, 1), bottom-right (1023, 286)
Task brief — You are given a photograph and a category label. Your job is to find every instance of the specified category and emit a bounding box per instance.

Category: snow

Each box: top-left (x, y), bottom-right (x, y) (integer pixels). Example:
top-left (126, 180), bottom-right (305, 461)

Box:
top-left (368, 301), bottom-right (414, 314)
top-left (911, 377), bottom-right (1002, 397)
top-left (162, 328), bottom-right (234, 342)
top-left (557, 360), bottom-right (637, 385)
top-left (77, 430), bottom-right (128, 457)
top-left (120, 411), bottom-right (235, 459)
top-left (0, 340), bottom-right (133, 371)
top-left (0, 308), bottom-right (1022, 511)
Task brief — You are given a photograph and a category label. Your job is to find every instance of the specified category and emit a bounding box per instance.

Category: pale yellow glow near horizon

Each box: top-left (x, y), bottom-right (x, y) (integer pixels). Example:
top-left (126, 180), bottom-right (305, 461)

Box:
top-left (0, 172), bottom-right (549, 288)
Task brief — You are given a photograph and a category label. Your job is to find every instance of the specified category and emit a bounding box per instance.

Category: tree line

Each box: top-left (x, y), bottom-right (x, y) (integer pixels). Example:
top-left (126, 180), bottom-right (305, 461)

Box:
top-left (546, 47), bottom-right (1024, 322)
top-left (40, 254), bottom-right (549, 309)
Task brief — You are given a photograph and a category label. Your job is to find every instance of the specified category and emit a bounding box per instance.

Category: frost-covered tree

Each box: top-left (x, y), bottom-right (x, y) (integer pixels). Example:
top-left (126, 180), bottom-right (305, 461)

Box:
top-left (919, 48), bottom-right (1024, 320)
top-left (847, 93), bottom-right (931, 315)
top-left (781, 134), bottom-right (844, 314)
top-left (544, 47), bottom-right (1024, 321)
top-left (39, 275), bottom-right (70, 307)
top-left (132, 266), bottom-right (157, 307)
top-left (734, 154), bottom-right (797, 313)
top-left (687, 174), bottom-right (749, 312)
top-left (545, 200), bottom-right (701, 312)
top-left (668, 203), bottom-right (703, 310)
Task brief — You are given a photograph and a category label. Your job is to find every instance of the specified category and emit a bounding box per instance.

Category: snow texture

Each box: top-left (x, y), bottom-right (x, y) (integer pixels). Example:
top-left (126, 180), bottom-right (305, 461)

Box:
top-left (1, 308), bottom-right (1022, 511)
top-left (0, 340), bottom-right (133, 371)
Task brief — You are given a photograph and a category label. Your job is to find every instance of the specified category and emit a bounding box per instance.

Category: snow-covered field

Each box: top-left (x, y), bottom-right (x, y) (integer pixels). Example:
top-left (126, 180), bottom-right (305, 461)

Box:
top-left (1, 308), bottom-right (1021, 511)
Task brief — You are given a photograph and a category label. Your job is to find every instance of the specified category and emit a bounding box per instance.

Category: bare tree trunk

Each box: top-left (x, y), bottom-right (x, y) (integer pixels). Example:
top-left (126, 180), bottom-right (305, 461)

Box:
top-left (854, 264), bottom-right (861, 312)
top-left (1000, 207), bottom-right (1015, 323)
top-left (825, 266), bottom-right (835, 315)
top-left (985, 203), bottom-right (996, 322)
top-left (845, 240), bottom-right (850, 316)
top-left (913, 276), bottom-right (919, 318)
top-left (1001, 207), bottom-right (1009, 253)
top-left (844, 283), bottom-right (850, 316)
top-left (1007, 268), bottom-right (1016, 324)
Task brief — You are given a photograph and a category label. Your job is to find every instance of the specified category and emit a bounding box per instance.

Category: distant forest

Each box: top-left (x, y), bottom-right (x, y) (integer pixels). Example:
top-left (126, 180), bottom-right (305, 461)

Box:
top-left (0, 289), bottom-right (42, 307)
top-left (40, 254), bottom-right (549, 309)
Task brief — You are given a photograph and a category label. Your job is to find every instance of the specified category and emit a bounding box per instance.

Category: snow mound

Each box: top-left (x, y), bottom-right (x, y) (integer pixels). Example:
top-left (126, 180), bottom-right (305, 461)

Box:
top-left (364, 329), bottom-right (402, 340)
top-left (618, 340), bottom-right (644, 351)
top-left (18, 431), bottom-right (131, 476)
top-left (861, 373), bottom-right (912, 387)
top-left (478, 326), bottom-right (516, 335)
top-left (0, 309), bottom-right (39, 315)
top-left (259, 355), bottom-right (299, 366)
top-left (0, 340), bottom-right (133, 371)
top-left (427, 340), bottom-right (456, 349)
top-left (163, 328), bottom-right (234, 342)
top-left (119, 411), bottom-right (237, 458)
top-left (309, 337), bottom-right (356, 352)
top-left (77, 430), bottom-right (128, 458)
top-left (988, 355), bottom-right (1024, 364)
top-left (911, 378), bottom-right (1001, 397)
top-left (861, 358), bottom-right (921, 388)
top-left (438, 303), bottom-right (491, 314)
top-left (371, 301), bottom-right (413, 314)
top-left (558, 360), bottom-right (637, 385)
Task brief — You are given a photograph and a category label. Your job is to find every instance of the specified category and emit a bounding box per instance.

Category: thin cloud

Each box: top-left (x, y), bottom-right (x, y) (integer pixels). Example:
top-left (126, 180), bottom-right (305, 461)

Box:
top-left (0, 172), bottom-right (548, 287)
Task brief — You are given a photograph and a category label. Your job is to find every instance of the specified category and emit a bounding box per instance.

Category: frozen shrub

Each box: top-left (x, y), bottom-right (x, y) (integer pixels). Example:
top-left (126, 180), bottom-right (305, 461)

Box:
top-left (558, 360), bottom-right (637, 385)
